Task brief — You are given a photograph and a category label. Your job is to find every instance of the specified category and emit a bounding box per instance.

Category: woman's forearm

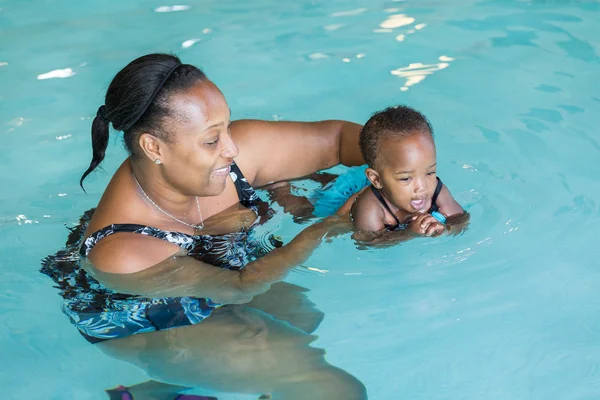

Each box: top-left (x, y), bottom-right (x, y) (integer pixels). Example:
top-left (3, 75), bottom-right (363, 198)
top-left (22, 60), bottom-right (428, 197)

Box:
top-left (238, 218), bottom-right (343, 293)
top-left (89, 217), bottom-right (350, 304)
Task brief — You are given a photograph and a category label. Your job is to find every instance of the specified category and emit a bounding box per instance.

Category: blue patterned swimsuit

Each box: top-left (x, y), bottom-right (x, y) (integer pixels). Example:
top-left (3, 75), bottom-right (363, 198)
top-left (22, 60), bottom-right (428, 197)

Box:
top-left (41, 163), bottom-right (278, 343)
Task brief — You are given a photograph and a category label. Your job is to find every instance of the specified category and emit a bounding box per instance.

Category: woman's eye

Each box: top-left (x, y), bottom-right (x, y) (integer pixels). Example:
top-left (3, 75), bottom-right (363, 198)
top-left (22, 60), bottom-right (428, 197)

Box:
top-left (206, 138), bottom-right (219, 146)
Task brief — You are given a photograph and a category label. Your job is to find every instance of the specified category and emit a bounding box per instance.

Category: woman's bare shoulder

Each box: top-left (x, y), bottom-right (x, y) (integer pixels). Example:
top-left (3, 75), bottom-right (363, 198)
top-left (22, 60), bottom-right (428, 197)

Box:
top-left (87, 232), bottom-right (182, 274)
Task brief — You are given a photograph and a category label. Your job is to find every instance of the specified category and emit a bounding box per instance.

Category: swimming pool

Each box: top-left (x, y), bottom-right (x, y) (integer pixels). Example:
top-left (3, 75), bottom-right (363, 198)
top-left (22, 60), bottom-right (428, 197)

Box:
top-left (2, 0), bottom-right (600, 398)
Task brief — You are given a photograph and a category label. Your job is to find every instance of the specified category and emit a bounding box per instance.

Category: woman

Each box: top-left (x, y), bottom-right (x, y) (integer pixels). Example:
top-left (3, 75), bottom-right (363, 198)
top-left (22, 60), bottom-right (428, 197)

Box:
top-left (44, 53), bottom-right (367, 399)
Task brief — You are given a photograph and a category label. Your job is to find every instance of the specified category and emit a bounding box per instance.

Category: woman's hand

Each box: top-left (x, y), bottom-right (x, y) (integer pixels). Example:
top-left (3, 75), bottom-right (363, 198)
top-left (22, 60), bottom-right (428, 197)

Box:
top-left (335, 186), bottom-right (367, 216)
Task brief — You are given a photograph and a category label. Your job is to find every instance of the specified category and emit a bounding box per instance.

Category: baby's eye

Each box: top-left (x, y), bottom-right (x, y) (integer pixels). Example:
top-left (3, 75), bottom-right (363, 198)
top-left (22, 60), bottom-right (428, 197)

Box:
top-left (398, 177), bottom-right (411, 182)
top-left (427, 171), bottom-right (437, 176)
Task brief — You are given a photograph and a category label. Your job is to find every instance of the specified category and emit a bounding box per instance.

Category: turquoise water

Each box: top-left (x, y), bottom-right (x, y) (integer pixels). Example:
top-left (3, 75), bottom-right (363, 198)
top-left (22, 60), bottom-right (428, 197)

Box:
top-left (2, 0), bottom-right (600, 398)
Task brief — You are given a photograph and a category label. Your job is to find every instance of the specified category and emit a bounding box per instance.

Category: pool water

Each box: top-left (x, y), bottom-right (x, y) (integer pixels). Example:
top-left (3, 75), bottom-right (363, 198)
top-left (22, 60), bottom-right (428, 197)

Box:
top-left (2, 0), bottom-right (600, 398)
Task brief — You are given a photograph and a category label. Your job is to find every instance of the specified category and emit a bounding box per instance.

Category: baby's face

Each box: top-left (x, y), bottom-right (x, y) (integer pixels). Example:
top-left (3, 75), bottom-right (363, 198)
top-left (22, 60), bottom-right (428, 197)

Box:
top-left (373, 133), bottom-right (438, 214)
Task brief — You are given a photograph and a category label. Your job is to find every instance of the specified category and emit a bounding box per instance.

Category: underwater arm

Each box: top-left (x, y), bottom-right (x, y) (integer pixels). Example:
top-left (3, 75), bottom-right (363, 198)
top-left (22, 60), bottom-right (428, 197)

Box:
top-left (87, 216), bottom-right (352, 304)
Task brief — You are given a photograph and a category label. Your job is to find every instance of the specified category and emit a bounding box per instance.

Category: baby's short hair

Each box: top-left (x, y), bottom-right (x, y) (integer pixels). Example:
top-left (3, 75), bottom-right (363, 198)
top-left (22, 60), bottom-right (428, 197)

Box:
top-left (359, 105), bottom-right (433, 167)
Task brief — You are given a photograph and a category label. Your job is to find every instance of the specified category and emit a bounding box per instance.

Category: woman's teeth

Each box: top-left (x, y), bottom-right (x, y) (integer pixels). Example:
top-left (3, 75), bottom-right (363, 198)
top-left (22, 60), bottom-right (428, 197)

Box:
top-left (213, 165), bottom-right (230, 174)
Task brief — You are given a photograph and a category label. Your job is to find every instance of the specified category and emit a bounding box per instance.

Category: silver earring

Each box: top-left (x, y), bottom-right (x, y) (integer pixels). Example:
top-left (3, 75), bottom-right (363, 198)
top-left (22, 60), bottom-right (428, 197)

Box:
top-left (154, 159), bottom-right (162, 165)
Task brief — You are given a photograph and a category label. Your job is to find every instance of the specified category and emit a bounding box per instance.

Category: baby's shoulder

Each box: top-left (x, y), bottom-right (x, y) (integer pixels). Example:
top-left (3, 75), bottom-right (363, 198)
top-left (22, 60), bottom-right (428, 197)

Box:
top-left (351, 188), bottom-right (386, 232)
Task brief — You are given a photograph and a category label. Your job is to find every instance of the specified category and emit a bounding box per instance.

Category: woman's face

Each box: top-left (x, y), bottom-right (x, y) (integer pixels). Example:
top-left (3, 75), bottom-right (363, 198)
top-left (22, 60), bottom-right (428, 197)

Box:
top-left (159, 80), bottom-right (239, 197)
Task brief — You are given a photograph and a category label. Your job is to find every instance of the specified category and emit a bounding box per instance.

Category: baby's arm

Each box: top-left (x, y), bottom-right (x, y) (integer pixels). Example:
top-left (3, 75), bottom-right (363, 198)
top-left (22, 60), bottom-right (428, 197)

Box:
top-left (436, 184), bottom-right (470, 235)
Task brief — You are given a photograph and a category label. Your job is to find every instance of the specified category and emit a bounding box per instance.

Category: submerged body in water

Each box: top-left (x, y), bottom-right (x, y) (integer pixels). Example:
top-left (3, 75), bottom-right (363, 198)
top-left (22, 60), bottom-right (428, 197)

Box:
top-left (42, 166), bottom-right (366, 399)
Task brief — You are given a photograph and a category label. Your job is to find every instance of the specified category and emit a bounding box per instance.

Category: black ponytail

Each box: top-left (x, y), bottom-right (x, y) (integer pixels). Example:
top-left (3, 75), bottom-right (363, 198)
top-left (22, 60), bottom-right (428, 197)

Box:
top-left (79, 53), bottom-right (207, 191)
top-left (80, 106), bottom-right (110, 191)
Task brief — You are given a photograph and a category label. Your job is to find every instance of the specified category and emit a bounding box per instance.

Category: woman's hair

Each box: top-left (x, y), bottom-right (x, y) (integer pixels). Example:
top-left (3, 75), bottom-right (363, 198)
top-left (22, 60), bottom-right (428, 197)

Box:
top-left (80, 53), bottom-right (207, 189)
top-left (359, 105), bottom-right (433, 168)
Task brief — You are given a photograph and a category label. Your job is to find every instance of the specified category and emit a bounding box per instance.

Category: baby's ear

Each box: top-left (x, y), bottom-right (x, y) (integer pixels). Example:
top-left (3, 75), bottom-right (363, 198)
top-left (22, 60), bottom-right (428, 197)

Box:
top-left (365, 167), bottom-right (382, 189)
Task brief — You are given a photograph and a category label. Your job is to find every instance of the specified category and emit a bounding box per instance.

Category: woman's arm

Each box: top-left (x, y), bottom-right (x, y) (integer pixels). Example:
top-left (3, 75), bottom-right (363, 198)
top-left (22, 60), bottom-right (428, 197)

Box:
top-left (352, 229), bottom-right (416, 249)
top-left (86, 216), bottom-right (351, 304)
top-left (231, 119), bottom-right (364, 188)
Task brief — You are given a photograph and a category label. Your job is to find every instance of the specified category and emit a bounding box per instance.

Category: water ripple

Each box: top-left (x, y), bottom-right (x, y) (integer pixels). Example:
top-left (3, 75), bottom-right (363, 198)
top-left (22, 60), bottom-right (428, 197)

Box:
top-left (330, 8), bottom-right (368, 17)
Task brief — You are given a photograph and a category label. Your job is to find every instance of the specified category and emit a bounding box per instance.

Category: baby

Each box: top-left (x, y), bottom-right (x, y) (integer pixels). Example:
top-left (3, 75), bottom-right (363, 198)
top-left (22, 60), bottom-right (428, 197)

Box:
top-left (351, 106), bottom-right (466, 237)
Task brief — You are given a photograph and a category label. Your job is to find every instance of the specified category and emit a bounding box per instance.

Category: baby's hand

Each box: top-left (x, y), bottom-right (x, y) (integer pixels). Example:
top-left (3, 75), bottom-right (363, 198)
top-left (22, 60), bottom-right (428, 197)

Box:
top-left (408, 213), bottom-right (445, 237)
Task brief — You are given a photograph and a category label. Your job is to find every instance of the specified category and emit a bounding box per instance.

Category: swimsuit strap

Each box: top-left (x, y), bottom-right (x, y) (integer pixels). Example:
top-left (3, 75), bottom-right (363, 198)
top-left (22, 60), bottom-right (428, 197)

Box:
top-left (428, 177), bottom-right (443, 213)
top-left (79, 224), bottom-right (201, 257)
top-left (229, 162), bottom-right (259, 206)
top-left (370, 185), bottom-right (402, 226)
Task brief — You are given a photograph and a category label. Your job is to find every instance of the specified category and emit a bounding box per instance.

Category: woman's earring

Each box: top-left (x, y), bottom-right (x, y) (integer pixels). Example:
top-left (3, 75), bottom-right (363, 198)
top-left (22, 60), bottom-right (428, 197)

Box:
top-left (154, 159), bottom-right (162, 165)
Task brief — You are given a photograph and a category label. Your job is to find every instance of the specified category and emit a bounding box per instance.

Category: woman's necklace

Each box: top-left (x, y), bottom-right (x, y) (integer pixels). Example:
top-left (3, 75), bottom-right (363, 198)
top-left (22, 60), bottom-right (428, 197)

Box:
top-left (132, 172), bottom-right (204, 230)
